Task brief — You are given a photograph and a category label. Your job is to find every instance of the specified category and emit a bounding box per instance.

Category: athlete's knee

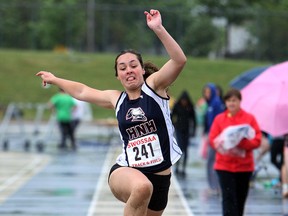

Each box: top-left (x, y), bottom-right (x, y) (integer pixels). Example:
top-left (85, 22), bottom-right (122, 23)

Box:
top-left (126, 180), bottom-right (153, 211)
top-left (132, 180), bottom-right (153, 200)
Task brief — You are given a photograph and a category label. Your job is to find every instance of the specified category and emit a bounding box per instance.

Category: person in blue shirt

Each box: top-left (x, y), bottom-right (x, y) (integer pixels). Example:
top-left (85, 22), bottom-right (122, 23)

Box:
top-left (203, 83), bottom-right (225, 194)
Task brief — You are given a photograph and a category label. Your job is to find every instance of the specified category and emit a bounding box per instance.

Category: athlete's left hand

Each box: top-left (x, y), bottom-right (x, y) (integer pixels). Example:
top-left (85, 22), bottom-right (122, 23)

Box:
top-left (144, 9), bottom-right (162, 30)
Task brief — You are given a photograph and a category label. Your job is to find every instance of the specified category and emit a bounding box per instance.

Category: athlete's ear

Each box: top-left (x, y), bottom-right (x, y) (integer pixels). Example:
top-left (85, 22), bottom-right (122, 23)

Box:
top-left (143, 69), bottom-right (145, 75)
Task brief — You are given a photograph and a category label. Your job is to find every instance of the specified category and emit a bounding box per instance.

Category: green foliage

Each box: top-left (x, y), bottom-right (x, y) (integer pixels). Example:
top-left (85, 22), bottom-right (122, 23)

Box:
top-left (247, 6), bottom-right (288, 61)
top-left (0, 0), bottom-right (40, 48)
top-left (0, 1), bottom-right (288, 61)
top-left (34, 0), bottom-right (86, 49)
top-left (0, 1), bottom-right (202, 55)
top-left (182, 16), bottom-right (221, 56)
top-left (196, 0), bottom-right (288, 60)
top-left (196, 0), bottom-right (259, 24)
top-left (0, 49), bottom-right (269, 120)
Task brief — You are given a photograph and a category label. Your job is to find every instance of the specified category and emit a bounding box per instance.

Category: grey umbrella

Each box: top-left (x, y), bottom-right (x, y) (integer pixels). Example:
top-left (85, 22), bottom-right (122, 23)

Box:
top-left (229, 65), bottom-right (270, 90)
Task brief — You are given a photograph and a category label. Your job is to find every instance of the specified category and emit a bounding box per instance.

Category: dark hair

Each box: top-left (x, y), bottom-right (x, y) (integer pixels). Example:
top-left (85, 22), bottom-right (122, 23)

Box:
top-left (114, 49), bottom-right (159, 80)
top-left (114, 49), bottom-right (143, 77)
top-left (143, 61), bottom-right (159, 80)
top-left (223, 88), bottom-right (242, 101)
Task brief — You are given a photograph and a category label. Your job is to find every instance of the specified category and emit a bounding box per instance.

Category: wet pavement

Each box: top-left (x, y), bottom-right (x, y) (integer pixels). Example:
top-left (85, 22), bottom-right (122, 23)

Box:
top-left (175, 146), bottom-right (287, 216)
top-left (0, 145), bottom-right (108, 216)
top-left (0, 122), bottom-right (287, 216)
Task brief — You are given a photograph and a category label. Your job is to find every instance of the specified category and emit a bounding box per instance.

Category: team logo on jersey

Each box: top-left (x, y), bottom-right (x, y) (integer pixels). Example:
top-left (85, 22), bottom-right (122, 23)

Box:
top-left (126, 107), bottom-right (147, 122)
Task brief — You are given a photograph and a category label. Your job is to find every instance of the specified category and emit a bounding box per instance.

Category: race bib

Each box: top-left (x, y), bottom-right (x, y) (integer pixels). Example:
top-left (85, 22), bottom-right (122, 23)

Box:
top-left (126, 134), bottom-right (163, 167)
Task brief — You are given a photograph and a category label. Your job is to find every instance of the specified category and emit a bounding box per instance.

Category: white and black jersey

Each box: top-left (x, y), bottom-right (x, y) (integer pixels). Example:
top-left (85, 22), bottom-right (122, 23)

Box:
top-left (115, 82), bottom-right (182, 173)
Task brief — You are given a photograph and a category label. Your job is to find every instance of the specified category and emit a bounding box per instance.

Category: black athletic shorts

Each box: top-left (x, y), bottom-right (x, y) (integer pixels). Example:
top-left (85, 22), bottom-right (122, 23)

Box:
top-left (108, 163), bottom-right (171, 211)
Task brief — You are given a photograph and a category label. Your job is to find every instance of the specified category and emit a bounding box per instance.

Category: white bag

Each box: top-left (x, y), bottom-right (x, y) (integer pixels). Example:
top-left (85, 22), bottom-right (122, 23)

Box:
top-left (214, 124), bottom-right (255, 157)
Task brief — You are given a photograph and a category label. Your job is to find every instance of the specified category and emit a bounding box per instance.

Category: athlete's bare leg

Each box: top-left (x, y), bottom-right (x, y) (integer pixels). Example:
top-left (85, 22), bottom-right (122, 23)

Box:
top-left (109, 167), bottom-right (153, 216)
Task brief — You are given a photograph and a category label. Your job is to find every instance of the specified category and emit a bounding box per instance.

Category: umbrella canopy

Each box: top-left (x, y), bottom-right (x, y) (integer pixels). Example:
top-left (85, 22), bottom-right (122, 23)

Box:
top-left (230, 66), bottom-right (270, 90)
top-left (241, 61), bottom-right (288, 137)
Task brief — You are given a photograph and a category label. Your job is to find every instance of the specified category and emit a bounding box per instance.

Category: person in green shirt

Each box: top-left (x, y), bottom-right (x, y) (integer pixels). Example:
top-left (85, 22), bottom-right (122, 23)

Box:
top-left (50, 88), bottom-right (76, 150)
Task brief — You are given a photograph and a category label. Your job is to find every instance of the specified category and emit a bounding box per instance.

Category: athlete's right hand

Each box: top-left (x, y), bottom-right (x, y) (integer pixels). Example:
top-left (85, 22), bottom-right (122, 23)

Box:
top-left (36, 71), bottom-right (56, 87)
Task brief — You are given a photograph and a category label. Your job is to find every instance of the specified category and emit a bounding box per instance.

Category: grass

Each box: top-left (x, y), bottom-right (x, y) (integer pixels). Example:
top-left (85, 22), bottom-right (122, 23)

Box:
top-left (0, 49), bottom-right (269, 120)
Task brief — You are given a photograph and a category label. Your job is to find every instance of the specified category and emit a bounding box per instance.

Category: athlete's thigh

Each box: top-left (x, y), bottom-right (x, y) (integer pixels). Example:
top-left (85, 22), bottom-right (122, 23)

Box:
top-left (108, 166), bottom-right (150, 202)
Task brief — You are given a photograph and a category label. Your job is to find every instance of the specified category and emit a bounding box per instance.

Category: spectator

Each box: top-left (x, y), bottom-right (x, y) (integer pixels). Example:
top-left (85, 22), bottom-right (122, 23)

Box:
top-left (270, 136), bottom-right (285, 184)
top-left (171, 90), bottom-right (196, 177)
top-left (255, 132), bottom-right (270, 163)
top-left (50, 88), bottom-right (76, 150)
top-left (282, 134), bottom-right (288, 198)
top-left (72, 98), bottom-right (93, 132)
top-left (250, 132), bottom-right (271, 184)
top-left (203, 83), bottom-right (225, 194)
top-left (209, 88), bottom-right (261, 216)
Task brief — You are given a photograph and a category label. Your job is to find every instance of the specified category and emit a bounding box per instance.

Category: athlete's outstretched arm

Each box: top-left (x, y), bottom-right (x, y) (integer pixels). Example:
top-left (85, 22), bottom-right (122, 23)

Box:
top-left (36, 71), bottom-right (119, 109)
top-left (144, 9), bottom-right (187, 91)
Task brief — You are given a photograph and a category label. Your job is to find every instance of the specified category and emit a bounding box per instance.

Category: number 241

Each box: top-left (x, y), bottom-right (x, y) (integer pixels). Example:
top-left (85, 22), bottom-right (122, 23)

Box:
top-left (133, 143), bottom-right (155, 161)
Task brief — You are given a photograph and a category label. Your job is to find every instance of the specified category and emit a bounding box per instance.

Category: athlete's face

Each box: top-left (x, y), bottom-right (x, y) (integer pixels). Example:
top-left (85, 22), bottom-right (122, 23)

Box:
top-left (116, 53), bottom-right (145, 90)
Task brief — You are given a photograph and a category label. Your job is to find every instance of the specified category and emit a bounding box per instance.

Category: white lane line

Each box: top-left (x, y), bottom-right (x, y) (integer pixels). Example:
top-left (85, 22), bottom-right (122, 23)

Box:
top-left (0, 155), bottom-right (51, 203)
top-left (86, 145), bottom-right (115, 216)
top-left (171, 174), bottom-right (195, 216)
top-left (86, 146), bottom-right (195, 216)
top-left (0, 156), bottom-right (49, 192)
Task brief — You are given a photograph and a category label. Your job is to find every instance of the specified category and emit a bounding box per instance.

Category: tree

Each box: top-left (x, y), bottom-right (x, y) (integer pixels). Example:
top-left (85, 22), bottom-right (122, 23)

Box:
top-left (196, 0), bottom-right (262, 57)
top-left (247, 7), bottom-right (288, 61)
top-left (182, 16), bottom-right (221, 57)
top-left (0, 0), bottom-right (220, 56)
top-left (33, 0), bottom-right (86, 50)
top-left (0, 0), bottom-right (42, 48)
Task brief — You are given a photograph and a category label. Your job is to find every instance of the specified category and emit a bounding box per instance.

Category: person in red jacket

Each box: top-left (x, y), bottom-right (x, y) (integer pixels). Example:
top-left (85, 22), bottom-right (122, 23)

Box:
top-left (209, 88), bottom-right (261, 216)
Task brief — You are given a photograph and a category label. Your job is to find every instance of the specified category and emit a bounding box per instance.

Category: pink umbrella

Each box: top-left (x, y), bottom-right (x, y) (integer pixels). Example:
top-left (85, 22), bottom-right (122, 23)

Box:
top-left (241, 61), bottom-right (288, 137)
